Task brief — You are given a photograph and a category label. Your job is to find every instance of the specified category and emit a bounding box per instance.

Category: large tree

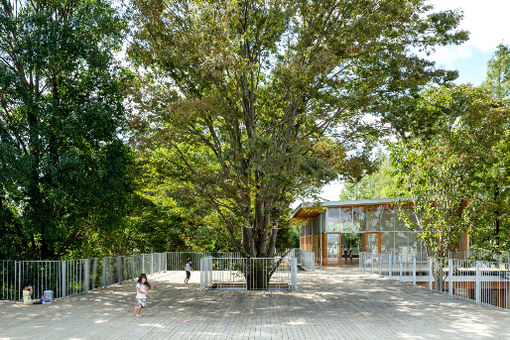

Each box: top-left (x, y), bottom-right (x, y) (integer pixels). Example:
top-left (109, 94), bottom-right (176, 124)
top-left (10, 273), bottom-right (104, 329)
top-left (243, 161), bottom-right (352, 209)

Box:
top-left (390, 85), bottom-right (510, 256)
top-left (128, 0), bottom-right (467, 258)
top-left (0, 0), bottom-right (133, 259)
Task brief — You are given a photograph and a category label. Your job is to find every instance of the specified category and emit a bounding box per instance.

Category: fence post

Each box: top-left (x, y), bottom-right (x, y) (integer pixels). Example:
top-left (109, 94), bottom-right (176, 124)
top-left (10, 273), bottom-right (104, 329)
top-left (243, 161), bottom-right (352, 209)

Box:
top-left (117, 256), bottom-right (122, 284)
top-left (370, 253), bottom-right (373, 275)
top-left (448, 259), bottom-right (453, 296)
top-left (475, 261), bottom-right (481, 304)
top-left (131, 256), bottom-right (135, 280)
top-left (378, 253), bottom-right (382, 276)
top-left (388, 253), bottom-right (392, 279)
top-left (399, 254), bottom-right (403, 282)
top-left (200, 258), bottom-right (204, 290)
top-left (291, 257), bottom-right (298, 291)
top-left (428, 258), bottom-right (433, 291)
top-left (62, 261), bottom-right (66, 298)
top-left (14, 261), bottom-right (17, 301)
top-left (102, 258), bottom-right (107, 288)
top-left (142, 255), bottom-right (145, 273)
top-left (151, 253), bottom-right (154, 274)
top-left (84, 259), bottom-right (90, 294)
top-left (412, 256), bottom-right (416, 286)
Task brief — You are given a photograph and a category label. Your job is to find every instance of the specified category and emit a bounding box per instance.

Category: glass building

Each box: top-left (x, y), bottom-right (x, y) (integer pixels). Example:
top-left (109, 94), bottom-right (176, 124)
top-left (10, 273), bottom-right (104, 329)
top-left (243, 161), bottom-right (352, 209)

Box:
top-left (292, 199), bottom-right (427, 265)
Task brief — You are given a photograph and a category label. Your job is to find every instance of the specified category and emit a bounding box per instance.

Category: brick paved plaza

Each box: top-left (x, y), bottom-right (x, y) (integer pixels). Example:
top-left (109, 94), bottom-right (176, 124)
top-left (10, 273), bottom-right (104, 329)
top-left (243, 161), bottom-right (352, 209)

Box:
top-left (1, 266), bottom-right (509, 339)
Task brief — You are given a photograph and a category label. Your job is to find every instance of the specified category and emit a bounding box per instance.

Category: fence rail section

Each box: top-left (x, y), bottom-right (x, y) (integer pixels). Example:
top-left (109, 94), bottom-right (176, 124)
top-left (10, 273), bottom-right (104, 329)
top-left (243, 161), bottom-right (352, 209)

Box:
top-left (1, 253), bottom-right (167, 301)
top-left (359, 252), bottom-right (510, 311)
top-left (200, 257), bottom-right (298, 291)
top-left (1, 251), bottom-right (298, 300)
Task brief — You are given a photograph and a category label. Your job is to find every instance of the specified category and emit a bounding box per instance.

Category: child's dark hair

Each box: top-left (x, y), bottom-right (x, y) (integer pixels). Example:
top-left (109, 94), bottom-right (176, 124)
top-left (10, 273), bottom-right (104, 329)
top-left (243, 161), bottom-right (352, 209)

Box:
top-left (137, 273), bottom-right (150, 288)
top-left (187, 258), bottom-right (192, 262)
top-left (22, 282), bottom-right (30, 289)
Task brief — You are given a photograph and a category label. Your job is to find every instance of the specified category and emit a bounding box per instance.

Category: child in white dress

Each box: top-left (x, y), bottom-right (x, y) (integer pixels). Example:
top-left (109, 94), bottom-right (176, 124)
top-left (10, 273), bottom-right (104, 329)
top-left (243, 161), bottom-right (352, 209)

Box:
top-left (135, 273), bottom-right (153, 317)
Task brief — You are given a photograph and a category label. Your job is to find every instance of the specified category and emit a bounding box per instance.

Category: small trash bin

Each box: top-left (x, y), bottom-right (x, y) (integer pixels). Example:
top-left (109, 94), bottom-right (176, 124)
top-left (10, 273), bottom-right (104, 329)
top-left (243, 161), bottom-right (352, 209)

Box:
top-left (43, 290), bottom-right (53, 303)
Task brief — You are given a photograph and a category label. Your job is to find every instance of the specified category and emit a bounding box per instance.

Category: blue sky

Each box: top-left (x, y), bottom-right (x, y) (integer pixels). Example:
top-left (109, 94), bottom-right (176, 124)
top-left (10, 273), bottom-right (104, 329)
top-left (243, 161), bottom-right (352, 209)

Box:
top-left (427, 0), bottom-right (510, 86)
top-left (309, 0), bottom-right (510, 206)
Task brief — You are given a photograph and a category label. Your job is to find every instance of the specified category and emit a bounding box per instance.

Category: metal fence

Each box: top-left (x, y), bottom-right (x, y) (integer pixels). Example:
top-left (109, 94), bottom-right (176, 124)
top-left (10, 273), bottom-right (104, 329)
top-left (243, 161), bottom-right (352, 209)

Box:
top-left (200, 256), bottom-right (298, 291)
top-left (166, 252), bottom-right (241, 271)
top-left (0, 253), bottom-right (167, 301)
top-left (359, 252), bottom-right (510, 311)
top-left (448, 250), bottom-right (510, 263)
top-left (1, 251), bottom-right (299, 300)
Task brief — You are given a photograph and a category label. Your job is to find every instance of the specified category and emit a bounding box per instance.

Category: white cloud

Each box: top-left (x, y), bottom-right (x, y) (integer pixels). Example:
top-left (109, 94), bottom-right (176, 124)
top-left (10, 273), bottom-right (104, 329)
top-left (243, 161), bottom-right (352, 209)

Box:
top-left (428, 0), bottom-right (510, 52)
top-left (427, 45), bottom-right (473, 69)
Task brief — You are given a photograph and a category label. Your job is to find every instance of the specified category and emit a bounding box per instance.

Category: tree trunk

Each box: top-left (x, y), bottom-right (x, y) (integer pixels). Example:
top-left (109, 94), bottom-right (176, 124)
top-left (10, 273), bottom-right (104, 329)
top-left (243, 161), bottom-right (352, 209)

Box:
top-left (245, 259), bottom-right (270, 290)
top-left (267, 222), bottom-right (278, 257)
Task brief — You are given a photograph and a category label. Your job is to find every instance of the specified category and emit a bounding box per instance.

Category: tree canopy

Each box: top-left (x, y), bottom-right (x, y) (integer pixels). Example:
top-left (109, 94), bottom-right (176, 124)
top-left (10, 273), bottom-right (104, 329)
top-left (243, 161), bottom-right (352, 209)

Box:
top-left (483, 43), bottom-right (510, 102)
top-left (390, 85), bottom-right (510, 256)
top-left (127, 0), bottom-right (467, 257)
top-left (0, 0), bottom-right (133, 259)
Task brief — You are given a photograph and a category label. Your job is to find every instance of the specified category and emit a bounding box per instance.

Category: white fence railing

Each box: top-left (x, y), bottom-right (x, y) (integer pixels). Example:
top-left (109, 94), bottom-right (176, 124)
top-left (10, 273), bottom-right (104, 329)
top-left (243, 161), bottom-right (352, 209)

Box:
top-left (1, 251), bottom-right (298, 300)
top-left (166, 252), bottom-right (241, 271)
top-left (359, 252), bottom-right (510, 311)
top-left (1, 253), bottom-right (168, 301)
top-left (200, 257), bottom-right (298, 291)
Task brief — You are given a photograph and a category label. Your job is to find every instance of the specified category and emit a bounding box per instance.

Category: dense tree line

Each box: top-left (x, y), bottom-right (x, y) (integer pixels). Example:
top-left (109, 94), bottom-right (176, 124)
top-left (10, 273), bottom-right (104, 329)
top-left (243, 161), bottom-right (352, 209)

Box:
top-left (1, 0), bottom-right (475, 259)
top-left (341, 47), bottom-right (510, 253)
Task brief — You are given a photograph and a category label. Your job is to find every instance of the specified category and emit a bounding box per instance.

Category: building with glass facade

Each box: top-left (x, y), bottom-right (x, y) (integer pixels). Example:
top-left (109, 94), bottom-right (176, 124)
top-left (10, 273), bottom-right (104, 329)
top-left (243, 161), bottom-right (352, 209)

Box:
top-left (292, 199), bottom-right (428, 266)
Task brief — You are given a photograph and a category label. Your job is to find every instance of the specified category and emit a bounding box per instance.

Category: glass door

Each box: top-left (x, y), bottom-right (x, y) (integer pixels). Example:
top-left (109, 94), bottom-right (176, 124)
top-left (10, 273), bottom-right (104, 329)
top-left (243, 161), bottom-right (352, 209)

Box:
top-left (325, 233), bottom-right (342, 265)
top-left (364, 232), bottom-right (381, 253)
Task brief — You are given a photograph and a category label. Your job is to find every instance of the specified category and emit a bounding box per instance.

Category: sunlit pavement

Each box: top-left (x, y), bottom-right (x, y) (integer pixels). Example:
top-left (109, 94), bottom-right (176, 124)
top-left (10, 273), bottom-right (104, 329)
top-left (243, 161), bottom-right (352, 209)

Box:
top-left (1, 267), bottom-right (509, 339)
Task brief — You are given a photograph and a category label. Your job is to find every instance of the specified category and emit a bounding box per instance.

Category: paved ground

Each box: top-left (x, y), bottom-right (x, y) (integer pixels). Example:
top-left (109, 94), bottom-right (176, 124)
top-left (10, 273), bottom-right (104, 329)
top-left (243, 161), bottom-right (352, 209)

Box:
top-left (1, 266), bottom-right (509, 339)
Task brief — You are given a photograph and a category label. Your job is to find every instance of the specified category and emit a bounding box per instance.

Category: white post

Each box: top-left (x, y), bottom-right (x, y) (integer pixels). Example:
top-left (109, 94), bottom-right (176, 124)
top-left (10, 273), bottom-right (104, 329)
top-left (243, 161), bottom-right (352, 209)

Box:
top-left (84, 259), bottom-right (90, 294)
top-left (412, 256), bottom-right (416, 286)
top-left (14, 261), bottom-right (17, 301)
top-left (370, 253), bottom-right (374, 275)
top-left (61, 261), bottom-right (66, 298)
top-left (131, 256), bottom-right (135, 280)
top-left (448, 259), bottom-right (453, 296)
top-left (428, 258), bottom-right (433, 291)
top-left (389, 253), bottom-right (392, 279)
top-left (151, 253), bottom-right (154, 274)
top-left (475, 261), bottom-right (481, 304)
top-left (399, 255), bottom-right (403, 282)
top-left (291, 257), bottom-right (298, 291)
top-left (102, 258), bottom-right (107, 288)
top-left (200, 258), bottom-right (204, 290)
top-left (92, 259), bottom-right (98, 289)
top-left (142, 254), bottom-right (145, 273)
top-left (117, 256), bottom-right (122, 284)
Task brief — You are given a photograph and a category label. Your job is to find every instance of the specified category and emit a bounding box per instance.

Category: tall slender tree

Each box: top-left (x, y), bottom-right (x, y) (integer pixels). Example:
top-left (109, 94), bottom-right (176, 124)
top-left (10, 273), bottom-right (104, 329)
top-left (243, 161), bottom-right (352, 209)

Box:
top-left (483, 43), bottom-right (510, 102)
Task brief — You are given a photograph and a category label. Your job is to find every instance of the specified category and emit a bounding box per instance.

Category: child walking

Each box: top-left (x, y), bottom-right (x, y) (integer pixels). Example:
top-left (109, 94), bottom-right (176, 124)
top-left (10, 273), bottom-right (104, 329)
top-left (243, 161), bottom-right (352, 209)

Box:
top-left (135, 273), bottom-right (153, 317)
top-left (184, 258), bottom-right (192, 284)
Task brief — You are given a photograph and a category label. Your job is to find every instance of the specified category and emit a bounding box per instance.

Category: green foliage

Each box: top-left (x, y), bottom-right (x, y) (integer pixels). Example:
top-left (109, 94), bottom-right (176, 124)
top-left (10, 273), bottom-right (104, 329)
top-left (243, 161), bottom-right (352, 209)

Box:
top-left (340, 153), bottom-right (404, 200)
top-left (128, 0), bottom-right (467, 256)
top-left (483, 44), bottom-right (510, 101)
top-left (0, 0), bottom-right (133, 259)
top-left (390, 85), bottom-right (510, 256)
